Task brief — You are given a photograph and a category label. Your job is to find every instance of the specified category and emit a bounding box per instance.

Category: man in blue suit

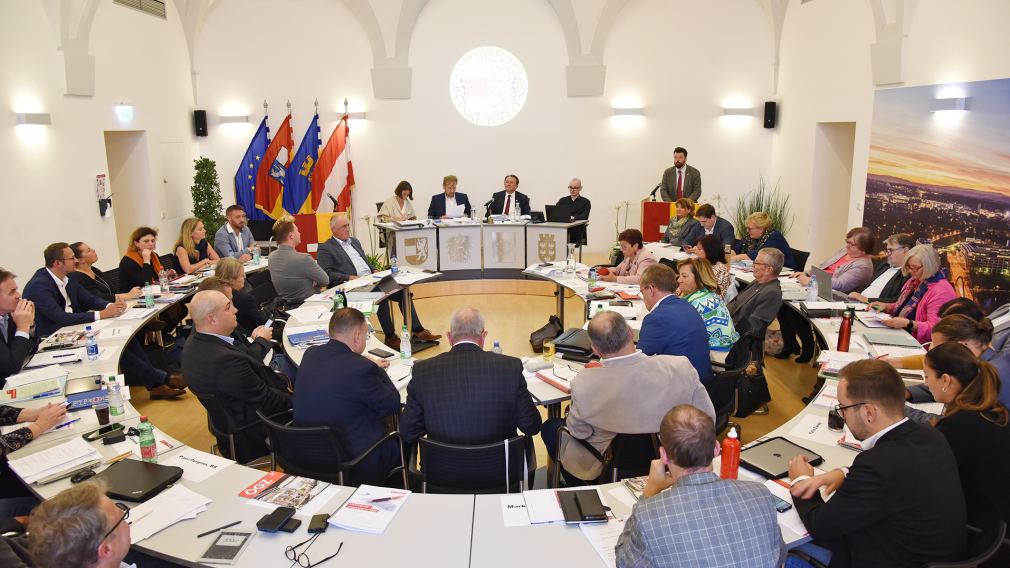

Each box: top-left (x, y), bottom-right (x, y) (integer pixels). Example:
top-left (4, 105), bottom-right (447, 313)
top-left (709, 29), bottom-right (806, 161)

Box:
top-left (426, 175), bottom-right (471, 219)
top-left (294, 308), bottom-right (403, 486)
top-left (682, 203), bottom-right (736, 251)
top-left (637, 264), bottom-right (713, 384)
top-left (22, 243), bottom-right (186, 399)
top-left (488, 174), bottom-right (531, 217)
top-left (0, 268), bottom-right (37, 381)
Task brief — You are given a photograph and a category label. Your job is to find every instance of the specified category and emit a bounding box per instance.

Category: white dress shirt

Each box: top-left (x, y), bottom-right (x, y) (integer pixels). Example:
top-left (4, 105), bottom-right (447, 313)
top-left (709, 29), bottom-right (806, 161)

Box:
top-left (860, 266), bottom-right (899, 299)
top-left (337, 238), bottom-right (372, 276)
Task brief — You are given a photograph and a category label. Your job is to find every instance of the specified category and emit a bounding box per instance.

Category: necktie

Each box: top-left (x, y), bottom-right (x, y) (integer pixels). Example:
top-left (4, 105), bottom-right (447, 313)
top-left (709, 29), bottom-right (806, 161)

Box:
top-left (676, 171), bottom-right (683, 199)
top-left (504, 195), bottom-right (512, 215)
top-left (0, 314), bottom-right (8, 344)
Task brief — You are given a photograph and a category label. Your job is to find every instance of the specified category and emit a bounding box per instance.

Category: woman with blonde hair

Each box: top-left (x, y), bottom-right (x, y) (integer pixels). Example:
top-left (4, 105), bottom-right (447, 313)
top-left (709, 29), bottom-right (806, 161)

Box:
top-left (869, 244), bottom-right (956, 344)
top-left (676, 258), bottom-right (738, 352)
top-left (660, 198), bottom-right (698, 247)
top-left (215, 257), bottom-right (268, 334)
top-left (174, 217), bottom-right (220, 274)
top-left (730, 211), bottom-right (795, 269)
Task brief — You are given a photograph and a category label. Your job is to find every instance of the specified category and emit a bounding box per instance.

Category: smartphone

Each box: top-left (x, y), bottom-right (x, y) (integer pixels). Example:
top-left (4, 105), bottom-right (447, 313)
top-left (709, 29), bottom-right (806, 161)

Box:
top-left (82, 423), bottom-right (124, 442)
top-left (308, 514), bottom-right (329, 534)
top-left (773, 495), bottom-right (793, 513)
top-left (263, 319), bottom-right (274, 329)
top-left (256, 506), bottom-right (296, 532)
top-left (368, 347), bottom-right (395, 358)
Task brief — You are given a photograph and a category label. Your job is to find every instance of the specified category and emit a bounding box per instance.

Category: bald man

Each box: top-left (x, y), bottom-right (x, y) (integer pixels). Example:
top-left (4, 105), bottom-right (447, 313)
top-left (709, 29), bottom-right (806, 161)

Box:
top-left (182, 290), bottom-right (291, 462)
top-left (554, 177), bottom-right (591, 244)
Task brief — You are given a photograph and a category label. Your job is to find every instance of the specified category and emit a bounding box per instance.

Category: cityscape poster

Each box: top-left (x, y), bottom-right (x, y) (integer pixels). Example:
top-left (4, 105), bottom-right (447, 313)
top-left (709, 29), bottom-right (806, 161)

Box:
top-left (863, 77), bottom-right (1010, 313)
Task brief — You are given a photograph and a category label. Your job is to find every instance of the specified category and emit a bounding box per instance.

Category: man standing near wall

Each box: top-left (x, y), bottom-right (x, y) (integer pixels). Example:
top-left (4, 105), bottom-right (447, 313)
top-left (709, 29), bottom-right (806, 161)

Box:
top-left (659, 147), bottom-right (701, 202)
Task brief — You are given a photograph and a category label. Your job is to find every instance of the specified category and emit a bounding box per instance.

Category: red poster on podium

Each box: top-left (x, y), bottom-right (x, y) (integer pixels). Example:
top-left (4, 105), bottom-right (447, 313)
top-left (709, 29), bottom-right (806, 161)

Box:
top-left (641, 200), bottom-right (674, 242)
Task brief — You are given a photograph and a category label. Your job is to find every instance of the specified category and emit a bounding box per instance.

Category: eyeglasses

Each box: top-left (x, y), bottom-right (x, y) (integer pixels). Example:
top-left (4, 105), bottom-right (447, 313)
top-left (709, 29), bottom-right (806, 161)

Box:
top-left (101, 502), bottom-right (130, 542)
top-left (845, 240), bottom-right (858, 247)
top-left (568, 186), bottom-right (581, 190)
top-left (61, 256), bottom-right (76, 262)
top-left (752, 261), bottom-right (769, 267)
top-left (832, 402), bottom-right (866, 415)
top-left (885, 246), bottom-right (907, 254)
top-left (285, 533), bottom-right (343, 567)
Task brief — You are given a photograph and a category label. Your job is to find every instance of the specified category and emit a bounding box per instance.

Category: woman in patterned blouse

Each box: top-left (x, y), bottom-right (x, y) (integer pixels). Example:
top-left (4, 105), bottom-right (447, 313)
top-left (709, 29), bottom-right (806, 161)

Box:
top-left (694, 235), bottom-right (736, 302)
top-left (1, 402), bottom-right (67, 516)
top-left (676, 258), bottom-right (740, 352)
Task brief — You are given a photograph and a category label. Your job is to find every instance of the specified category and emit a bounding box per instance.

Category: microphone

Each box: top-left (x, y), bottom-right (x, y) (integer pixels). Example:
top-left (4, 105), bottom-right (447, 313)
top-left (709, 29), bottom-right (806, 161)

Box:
top-left (327, 194), bottom-right (338, 209)
top-left (649, 184), bottom-right (661, 202)
top-left (483, 198), bottom-right (494, 207)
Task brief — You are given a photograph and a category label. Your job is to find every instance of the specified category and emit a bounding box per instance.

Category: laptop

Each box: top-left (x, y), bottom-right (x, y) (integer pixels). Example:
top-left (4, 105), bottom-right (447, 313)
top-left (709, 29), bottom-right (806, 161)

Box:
top-left (95, 459), bottom-right (183, 502)
top-left (545, 204), bottom-right (569, 223)
top-left (812, 266), bottom-right (850, 301)
top-left (529, 211), bottom-right (546, 223)
top-left (371, 274), bottom-right (400, 294)
top-left (740, 437), bottom-right (824, 479)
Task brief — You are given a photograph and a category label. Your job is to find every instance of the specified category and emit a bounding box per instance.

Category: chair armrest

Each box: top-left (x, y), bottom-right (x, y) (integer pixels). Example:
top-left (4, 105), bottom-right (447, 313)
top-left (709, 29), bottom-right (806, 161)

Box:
top-left (342, 431), bottom-right (403, 470)
top-left (242, 409), bottom-right (293, 433)
top-left (787, 549), bottom-right (829, 568)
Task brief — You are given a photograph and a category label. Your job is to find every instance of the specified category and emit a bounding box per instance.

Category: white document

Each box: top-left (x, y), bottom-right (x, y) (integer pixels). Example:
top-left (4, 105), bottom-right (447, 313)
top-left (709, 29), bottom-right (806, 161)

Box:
top-left (328, 485), bottom-right (411, 534)
top-left (117, 308), bottom-right (157, 320)
top-left (869, 344), bottom-right (925, 359)
top-left (7, 437), bottom-right (101, 484)
top-left (129, 485), bottom-right (213, 543)
top-left (446, 203), bottom-right (466, 218)
top-left (302, 291), bottom-right (333, 303)
top-left (393, 270), bottom-right (436, 285)
top-left (522, 489), bottom-right (565, 524)
top-left (349, 301), bottom-right (375, 314)
top-left (96, 326), bottom-right (133, 339)
top-left (285, 305), bottom-right (332, 323)
top-left (787, 414), bottom-right (841, 447)
top-left (97, 346), bottom-right (121, 363)
top-left (810, 383), bottom-right (839, 409)
top-left (3, 364), bottom-right (69, 388)
top-left (856, 311), bottom-right (891, 328)
top-left (763, 480), bottom-right (810, 540)
top-left (25, 348), bottom-right (84, 369)
top-left (500, 494), bottom-right (531, 527)
top-left (579, 518), bottom-right (626, 568)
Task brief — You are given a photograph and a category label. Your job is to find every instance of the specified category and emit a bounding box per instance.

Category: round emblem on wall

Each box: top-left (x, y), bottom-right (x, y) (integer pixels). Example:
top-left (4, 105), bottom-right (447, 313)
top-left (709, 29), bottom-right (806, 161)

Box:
top-left (449, 46), bottom-right (528, 127)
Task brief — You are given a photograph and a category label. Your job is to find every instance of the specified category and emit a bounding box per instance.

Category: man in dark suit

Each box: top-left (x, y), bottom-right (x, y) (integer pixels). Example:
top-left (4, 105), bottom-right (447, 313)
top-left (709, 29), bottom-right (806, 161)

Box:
top-left (294, 308), bottom-right (402, 486)
top-left (788, 359), bottom-right (966, 567)
top-left (728, 248), bottom-right (785, 338)
top-left (427, 174), bottom-right (471, 219)
top-left (488, 174), bottom-right (531, 217)
top-left (399, 308), bottom-right (542, 447)
top-left (183, 290), bottom-right (292, 463)
top-left (22, 243), bottom-right (185, 399)
top-left (317, 216), bottom-right (440, 351)
top-left (683, 203), bottom-right (735, 250)
top-left (848, 233), bottom-right (914, 304)
top-left (637, 265), bottom-right (712, 384)
top-left (554, 177), bottom-right (591, 245)
top-left (659, 147), bottom-right (701, 202)
top-left (0, 268), bottom-right (37, 381)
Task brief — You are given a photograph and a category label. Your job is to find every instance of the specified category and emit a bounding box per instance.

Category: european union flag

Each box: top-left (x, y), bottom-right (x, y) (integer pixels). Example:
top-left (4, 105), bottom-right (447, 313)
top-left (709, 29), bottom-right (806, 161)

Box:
top-left (234, 117), bottom-right (270, 221)
top-left (283, 114), bottom-right (321, 214)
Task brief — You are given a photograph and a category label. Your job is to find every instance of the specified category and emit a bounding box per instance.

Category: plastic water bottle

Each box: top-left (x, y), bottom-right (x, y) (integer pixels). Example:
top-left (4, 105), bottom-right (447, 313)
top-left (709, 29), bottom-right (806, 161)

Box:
top-left (107, 377), bottom-right (125, 417)
top-left (143, 284), bottom-right (155, 308)
top-left (588, 267), bottom-right (598, 289)
top-left (252, 248), bottom-right (261, 264)
top-left (137, 416), bottom-right (157, 463)
top-left (390, 255), bottom-right (399, 276)
top-left (400, 325), bottom-right (412, 359)
top-left (806, 273), bottom-right (819, 302)
top-left (158, 269), bottom-right (169, 288)
top-left (492, 340), bottom-right (502, 354)
top-left (331, 290), bottom-right (346, 313)
top-left (85, 325), bottom-right (99, 361)
top-left (719, 426), bottom-right (741, 480)
top-left (564, 243), bottom-right (576, 273)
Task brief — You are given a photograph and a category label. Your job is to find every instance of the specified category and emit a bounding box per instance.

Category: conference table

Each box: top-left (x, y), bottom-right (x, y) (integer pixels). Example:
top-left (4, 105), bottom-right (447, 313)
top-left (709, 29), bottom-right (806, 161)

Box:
top-left (6, 250), bottom-right (940, 567)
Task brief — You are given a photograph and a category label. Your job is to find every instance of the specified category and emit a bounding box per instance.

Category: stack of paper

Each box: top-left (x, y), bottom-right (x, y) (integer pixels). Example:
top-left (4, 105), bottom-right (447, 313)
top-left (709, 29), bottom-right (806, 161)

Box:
top-left (856, 311), bottom-right (892, 328)
top-left (816, 350), bottom-right (869, 374)
top-left (393, 271), bottom-right (435, 285)
top-left (2, 365), bottom-right (69, 402)
top-left (328, 485), bottom-right (410, 534)
top-left (7, 437), bottom-right (101, 484)
top-left (285, 305), bottom-right (332, 324)
top-left (117, 307), bottom-right (157, 320)
top-left (580, 519), bottom-right (626, 568)
top-left (129, 485), bottom-right (212, 543)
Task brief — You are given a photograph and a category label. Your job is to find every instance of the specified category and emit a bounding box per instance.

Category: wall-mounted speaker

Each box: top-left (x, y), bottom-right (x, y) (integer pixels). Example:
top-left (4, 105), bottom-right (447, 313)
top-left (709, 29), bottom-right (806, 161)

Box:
top-left (763, 101), bottom-right (777, 129)
top-left (193, 109), bottom-right (208, 137)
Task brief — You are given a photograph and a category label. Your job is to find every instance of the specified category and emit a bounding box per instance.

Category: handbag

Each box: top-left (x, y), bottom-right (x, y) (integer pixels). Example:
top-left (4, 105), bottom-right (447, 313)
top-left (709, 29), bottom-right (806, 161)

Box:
top-left (529, 315), bottom-right (564, 353)
top-left (734, 367), bottom-right (771, 418)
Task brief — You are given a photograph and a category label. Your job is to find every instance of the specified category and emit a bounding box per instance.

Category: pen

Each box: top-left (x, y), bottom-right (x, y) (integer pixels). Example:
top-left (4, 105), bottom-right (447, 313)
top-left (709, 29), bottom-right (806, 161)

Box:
top-left (55, 418), bottom-right (81, 430)
top-left (197, 521), bottom-right (242, 538)
top-left (52, 353), bottom-right (76, 358)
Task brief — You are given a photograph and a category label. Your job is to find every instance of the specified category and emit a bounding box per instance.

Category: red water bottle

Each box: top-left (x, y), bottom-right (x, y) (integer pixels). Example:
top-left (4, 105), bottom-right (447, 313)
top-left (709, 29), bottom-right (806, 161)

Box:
top-left (720, 427), bottom-right (741, 479)
top-left (837, 307), bottom-right (854, 352)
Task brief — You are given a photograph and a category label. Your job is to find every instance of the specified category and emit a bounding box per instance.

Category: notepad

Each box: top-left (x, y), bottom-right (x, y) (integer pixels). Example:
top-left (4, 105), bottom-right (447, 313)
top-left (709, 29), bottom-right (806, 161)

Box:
top-left (328, 485), bottom-right (410, 534)
top-left (25, 348), bottom-right (84, 368)
top-left (7, 437), bottom-right (102, 484)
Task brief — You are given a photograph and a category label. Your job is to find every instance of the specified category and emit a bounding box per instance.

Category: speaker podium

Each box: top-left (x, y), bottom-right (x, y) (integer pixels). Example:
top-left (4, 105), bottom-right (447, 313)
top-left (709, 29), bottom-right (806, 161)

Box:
top-left (641, 199), bottom-right (674, 242)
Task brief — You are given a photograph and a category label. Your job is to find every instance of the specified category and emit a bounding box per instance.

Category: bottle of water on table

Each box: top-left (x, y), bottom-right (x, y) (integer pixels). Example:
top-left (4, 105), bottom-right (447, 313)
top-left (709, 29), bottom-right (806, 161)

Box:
top-left (85, 325), bottom-right (99, 361)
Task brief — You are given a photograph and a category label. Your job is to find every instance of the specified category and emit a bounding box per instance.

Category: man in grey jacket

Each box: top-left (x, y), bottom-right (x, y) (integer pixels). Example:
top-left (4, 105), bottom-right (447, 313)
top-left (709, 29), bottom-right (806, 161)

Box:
top-left (541, 311), bottom-right (715, 484)
top-left (267, 218), bottom-right (328, 302)
top-left (659, 146), bottom-right (701, 202)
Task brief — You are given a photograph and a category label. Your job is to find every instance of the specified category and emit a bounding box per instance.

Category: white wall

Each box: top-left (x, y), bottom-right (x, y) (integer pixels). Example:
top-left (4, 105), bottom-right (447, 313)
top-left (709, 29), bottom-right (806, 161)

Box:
top-left (194, 0), bottom-right (776, 252)
top-left (771, 0), bottom-right (1010, 263)
top-left (1, 1), bottom-right (197, 281)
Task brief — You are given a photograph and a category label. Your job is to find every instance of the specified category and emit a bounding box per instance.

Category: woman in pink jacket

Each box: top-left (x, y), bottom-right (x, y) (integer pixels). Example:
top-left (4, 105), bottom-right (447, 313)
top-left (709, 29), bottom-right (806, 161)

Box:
top-left (870, 244), bottom-right (957, 344)
top-left (598, 229), bottom-right (657, 285)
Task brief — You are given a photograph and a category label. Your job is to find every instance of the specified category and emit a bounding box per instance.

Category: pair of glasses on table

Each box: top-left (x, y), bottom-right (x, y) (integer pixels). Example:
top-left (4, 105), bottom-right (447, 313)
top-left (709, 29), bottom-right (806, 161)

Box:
top-left (285, 533), bottom-right (343, 567)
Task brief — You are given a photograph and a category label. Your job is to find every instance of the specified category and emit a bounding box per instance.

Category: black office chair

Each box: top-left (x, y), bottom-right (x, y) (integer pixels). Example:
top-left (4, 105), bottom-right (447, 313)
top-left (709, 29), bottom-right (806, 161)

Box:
top-left (925, 521), bottom-right (1008, 568)
top-left (705, 364), bottom-right (748, 435)
top-left (103, 268), bottom-right (120, 295)
top-left (551, 426), bottom-right (659, 487)
top-left (410, 435), bottom-right (532, 494)
top-left (257, 410), bottom-right (408, 489)
top-left (192, 391), bottom-right (279, 467)
top-left (790, 248), bottom-right (810, 272)
top-left (159, 253), bottom-right (177, 273)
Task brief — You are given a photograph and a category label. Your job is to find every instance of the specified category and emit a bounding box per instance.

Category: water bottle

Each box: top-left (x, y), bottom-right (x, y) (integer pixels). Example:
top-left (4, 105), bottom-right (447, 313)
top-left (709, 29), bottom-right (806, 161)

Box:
top-left (137, 416), bottom-right (157, 463)
top-left (719, 426), bottom-right (741, 480)
top-left (143, 284), bottom-right (155, 308)
top-left (806, 273), bottom-right (819, 302)
top-left (399, 324), bottom-right (411, 359)
top-left (588, 267), bottom-right (598, 289)
top-left (107, 377), bottom-right (125, 417)
top-left (564, 243), bottom-right (576, 273)
top-left (252, 248), bottom-right (261, 264)
top-left (390, 255), bottom-right (399, 276)
top-left (158, 269), bottom-right (169, 288)
top-left (331, 290), bottom-right (346, 313)
top-left (492, 340), bottom-right (502, 354)
top-left (837, 307), bottom-right (855, 352)
top-left (85, 325), bottom-right (99, 361)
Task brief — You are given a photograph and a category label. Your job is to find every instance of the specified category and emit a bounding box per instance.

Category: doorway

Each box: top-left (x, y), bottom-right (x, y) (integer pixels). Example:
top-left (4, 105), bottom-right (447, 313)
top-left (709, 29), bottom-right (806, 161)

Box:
top-left (104, 131), bottom-right (154, 255)
top-left (809, 122), bottom-right (856, 263)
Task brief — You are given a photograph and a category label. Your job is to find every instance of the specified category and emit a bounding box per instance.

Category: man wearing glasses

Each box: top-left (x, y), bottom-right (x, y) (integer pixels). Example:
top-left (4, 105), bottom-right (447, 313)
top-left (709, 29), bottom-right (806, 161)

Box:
top-left (727, 248), bottom-right (785, 339)
top-left (553, 178), bottom-right (591, 244)
top-left (785, 360), bottom-right (966, 567)
top-left (848, 233), bottom-right (915, 304)
top-left (27, 481), bottom-right (134, 568)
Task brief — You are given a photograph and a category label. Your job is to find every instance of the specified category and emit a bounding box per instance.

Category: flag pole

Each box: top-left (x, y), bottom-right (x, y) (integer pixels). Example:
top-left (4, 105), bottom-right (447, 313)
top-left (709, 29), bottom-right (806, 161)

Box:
top-left (343, 98), bottom-right (353, 237)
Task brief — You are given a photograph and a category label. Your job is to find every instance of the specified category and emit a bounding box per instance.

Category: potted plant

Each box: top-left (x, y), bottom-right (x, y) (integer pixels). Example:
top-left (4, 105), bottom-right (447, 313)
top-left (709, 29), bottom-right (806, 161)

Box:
top-left (360, 214), bottom-right (389, 270)
top-left (190, 157), bottom-right (227, 245)
top-left (731, 176), bottom-right (793, 238)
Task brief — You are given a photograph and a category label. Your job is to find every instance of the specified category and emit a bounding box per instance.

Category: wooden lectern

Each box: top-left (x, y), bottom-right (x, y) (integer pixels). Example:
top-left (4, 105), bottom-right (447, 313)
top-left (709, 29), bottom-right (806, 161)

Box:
top-left (641, 199), bottom-right (674, 242)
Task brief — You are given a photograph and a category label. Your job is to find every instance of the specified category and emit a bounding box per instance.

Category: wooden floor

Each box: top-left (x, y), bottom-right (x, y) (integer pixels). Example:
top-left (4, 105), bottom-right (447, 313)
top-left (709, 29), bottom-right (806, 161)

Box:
top-left (134, 263), bottom-right (819, 469)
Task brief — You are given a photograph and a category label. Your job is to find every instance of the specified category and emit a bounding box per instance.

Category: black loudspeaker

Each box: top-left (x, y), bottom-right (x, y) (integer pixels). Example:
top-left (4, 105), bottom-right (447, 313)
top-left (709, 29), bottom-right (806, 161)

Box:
top-left (763, 101), bottom-right (777, 129)
top-left (193, 110), bottom-right (208, 137)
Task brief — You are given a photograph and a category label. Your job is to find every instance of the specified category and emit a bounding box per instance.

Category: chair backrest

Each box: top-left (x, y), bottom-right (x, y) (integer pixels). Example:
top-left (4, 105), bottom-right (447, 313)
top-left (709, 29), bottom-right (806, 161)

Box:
top-left (191, 391), bottom-right (238, 458)
top-left (257, 410), bottom-right (350, 484)
top-left (375, 201), bottom-right (383, 213)
top-left (707, 365), bottom-right (748, 434)
top-left (159, 253), bottom-right (176, 272)
top-left (418, 435), bottom-right (528, 494)
top-left (604, 433), bottom-right (661, 483)
top-left (247, 220), bottom-right (274, 241)
top-left (102, 268), bottom-right (120, 295)
top-left (925, 521), bottom-right (1007, 568)
top-left (790, 248), bottom-right (810, 272)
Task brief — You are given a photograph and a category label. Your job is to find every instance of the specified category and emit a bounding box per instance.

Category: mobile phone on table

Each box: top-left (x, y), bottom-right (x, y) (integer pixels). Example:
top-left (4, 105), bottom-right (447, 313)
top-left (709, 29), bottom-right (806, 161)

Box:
top-left (773, 495), bottom-right (793, 513)
top-left (256, 506), bottom-right (296, 532)
top-left (308, 514), bottom-right (329, 533)
top-left (368, 347), bottom-right (395, 358)
top-left (82, 423), bottom-right (124, 442)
